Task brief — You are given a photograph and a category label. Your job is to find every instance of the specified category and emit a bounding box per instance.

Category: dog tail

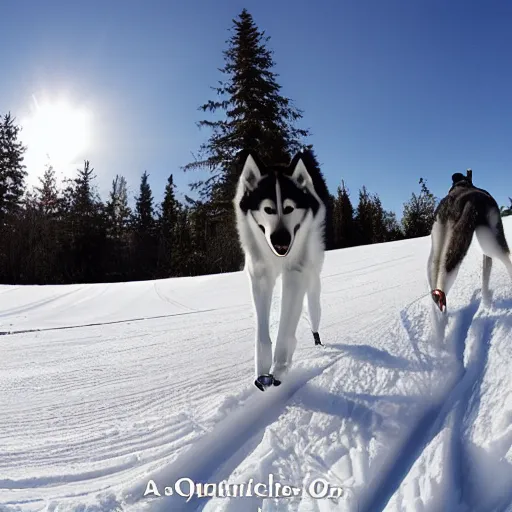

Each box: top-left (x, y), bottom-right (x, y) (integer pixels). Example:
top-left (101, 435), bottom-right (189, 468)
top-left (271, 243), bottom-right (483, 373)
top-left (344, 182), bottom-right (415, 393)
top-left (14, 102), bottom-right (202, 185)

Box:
top-left (444, 201), bottom-right (477, 274)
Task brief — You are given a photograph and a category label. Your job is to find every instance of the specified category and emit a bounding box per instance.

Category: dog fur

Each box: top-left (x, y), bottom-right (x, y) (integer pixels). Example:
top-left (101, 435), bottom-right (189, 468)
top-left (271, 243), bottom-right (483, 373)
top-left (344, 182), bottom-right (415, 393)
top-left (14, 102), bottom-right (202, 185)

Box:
top-left (428, 172), bottom-right (512, 313)
top-left (234, 149), bottom-right (330, 384)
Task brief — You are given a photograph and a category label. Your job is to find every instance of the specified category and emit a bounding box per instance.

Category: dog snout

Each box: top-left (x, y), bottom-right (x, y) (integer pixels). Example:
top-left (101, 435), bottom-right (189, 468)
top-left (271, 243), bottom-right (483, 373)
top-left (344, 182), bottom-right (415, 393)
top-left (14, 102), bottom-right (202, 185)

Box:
top-left (270, 227), bottom-right (291, 256)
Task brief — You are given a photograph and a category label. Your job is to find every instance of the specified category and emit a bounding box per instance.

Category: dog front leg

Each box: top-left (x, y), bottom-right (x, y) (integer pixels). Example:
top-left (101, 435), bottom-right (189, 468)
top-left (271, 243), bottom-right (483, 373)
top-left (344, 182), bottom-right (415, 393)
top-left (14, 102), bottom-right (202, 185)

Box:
top-left (273, 269), bottom-right (308, 380)
top-left (307, 271), bottom-right (323, 345)
top-left (248, 270), bottom-right (276, 378)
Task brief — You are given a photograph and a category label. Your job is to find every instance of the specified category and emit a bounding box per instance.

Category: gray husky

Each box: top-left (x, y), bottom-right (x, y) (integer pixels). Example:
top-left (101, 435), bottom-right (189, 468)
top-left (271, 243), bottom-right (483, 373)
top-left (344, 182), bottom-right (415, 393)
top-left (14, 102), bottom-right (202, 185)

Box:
top-left (428, 172), bottom-right (512, 313)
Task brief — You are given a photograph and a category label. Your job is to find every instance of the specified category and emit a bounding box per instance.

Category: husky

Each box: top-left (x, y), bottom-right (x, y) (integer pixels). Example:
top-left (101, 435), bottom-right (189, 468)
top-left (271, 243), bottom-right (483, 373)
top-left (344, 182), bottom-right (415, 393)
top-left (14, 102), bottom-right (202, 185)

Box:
top-left (234, 148), bottom-right (330, 391)
top-left (428, 172), bottom-right (512, 314)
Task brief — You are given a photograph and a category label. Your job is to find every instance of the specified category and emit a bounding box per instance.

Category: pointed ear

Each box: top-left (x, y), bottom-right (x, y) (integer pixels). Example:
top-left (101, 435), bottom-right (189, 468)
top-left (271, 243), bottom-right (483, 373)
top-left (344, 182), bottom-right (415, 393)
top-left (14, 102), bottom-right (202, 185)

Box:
top-left (240, 152), bottom-right (263, 191)
top-left (289, 153), bottom-right (313, 189)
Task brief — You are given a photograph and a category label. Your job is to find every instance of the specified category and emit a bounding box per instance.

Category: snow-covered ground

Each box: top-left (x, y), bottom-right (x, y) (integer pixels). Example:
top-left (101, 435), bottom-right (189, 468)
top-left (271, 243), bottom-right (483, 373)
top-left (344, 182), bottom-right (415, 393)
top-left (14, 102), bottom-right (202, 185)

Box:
top-left (1, 218), bottom-right (512, 512)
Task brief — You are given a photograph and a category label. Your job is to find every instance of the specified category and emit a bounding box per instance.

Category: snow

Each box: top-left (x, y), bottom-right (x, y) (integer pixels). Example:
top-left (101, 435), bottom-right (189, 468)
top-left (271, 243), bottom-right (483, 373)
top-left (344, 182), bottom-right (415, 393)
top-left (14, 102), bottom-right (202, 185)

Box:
top-left (1, 218), bottom-right (512, 512)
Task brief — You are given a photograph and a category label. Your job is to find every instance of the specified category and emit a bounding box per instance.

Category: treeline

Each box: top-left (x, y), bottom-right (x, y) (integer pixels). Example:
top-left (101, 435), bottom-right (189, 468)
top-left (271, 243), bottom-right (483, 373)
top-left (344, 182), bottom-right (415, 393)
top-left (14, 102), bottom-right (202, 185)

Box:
top-left (0, 113), bottom-right (434, 285)
top-left (0, 9), bottom-right (505, 285)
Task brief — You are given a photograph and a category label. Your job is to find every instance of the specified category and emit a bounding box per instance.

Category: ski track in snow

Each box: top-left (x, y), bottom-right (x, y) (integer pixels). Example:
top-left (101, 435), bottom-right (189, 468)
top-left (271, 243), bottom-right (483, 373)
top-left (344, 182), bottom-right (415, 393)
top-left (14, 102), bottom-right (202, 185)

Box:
top-left (1, 220), bottom-right (512, 512)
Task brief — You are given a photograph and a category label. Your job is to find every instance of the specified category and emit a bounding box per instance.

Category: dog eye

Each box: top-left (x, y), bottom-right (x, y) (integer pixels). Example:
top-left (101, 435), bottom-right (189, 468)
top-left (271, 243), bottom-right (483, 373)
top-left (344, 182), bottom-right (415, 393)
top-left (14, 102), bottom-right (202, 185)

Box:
top-left (283, 206), bottom-right (294, 214)
top-left (264, 207), bottom-right (276, 214)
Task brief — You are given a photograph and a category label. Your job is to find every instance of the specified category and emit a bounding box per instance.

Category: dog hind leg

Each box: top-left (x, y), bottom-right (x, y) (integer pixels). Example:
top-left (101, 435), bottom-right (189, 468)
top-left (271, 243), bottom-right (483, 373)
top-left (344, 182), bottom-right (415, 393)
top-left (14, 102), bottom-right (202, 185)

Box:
top-left (273, 269), bottom-right (308, 380)
top-left (475, 210), bottom-right (512, 285)
top-left (428, 219), bottom-right (452, 311)
top-left (435, 208), bottom-right (476, 310)
top-left (482, 255), bottom-right (493, 306)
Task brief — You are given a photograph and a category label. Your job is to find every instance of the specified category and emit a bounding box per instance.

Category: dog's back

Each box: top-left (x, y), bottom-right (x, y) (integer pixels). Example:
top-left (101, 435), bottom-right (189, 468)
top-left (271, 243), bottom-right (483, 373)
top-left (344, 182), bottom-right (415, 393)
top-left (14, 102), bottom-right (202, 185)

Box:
top-left (434, 174), bottom-right (500, 229)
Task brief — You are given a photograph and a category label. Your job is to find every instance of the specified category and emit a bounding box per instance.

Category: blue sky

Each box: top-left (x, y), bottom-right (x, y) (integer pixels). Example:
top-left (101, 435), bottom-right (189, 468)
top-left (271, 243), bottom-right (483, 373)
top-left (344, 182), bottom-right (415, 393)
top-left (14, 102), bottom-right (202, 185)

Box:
top-left (1, 0), bottom-right (512, 216)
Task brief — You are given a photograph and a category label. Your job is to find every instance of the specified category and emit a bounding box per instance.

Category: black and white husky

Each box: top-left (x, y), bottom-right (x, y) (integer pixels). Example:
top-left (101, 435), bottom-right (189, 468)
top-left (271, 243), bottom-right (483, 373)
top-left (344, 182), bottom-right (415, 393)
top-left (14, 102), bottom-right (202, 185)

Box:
top-left (428, 172), bottom-right (512, 314)
top-left (234, 149), bottom-right (330, 391)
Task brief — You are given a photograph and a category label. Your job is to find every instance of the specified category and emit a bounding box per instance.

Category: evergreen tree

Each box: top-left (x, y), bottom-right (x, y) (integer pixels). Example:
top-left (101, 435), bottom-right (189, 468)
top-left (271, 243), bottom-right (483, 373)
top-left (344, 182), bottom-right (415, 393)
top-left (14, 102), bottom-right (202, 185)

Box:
top-left (105, 175), bottom-right (131, 240)
top-left (61, 161), bottom-right (106, 282)
top-left (369, 194), bottom-right (388, 243)
top-left (184, 8), bottom-right (309, 202)
top-left (383, 210), bottom-right (403, 241)
top-left (157, 173), bottom-right (181, 277)
top-left (355, 186), bottom-right (375, 245)
top-left (0, 112), bottom-right (27, 223)
top-left (133, 171), bottom-right (155, 232)
top-left (172, 205), bottom-right (194, 276)
top-left (28, 164), bottom-right (63, 282)
top-left (182, 9), bottom-right (311, 274)
top-left (402, 178), bottom-right (437, 238)
top-left (354, 187), bottom-right (392, 245)
top-left (332, 181), bottom-right (356, 249)
top-left (132, 171), bottom-right (157, 279)
top-left (35, 163), bottom-right (60, 216)
top-left (104, 175), bottom-right (132, 281)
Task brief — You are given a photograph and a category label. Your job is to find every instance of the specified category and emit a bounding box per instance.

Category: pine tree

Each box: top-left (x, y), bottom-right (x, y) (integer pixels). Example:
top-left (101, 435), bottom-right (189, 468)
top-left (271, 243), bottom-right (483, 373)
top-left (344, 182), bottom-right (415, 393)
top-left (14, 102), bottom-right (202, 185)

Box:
top-left (402, 178), bottom-right (437, 238)
top-left (61, 161), bottom-right (106, 282)
top-left (133, 171), bottom-right (155, 232)
top-left (383, 210), bottom-right (403, 241)
top-left (182, 9), bottom-right (310, 274)
top-left (355, 186), bottom-right (375, 245)
top-left (105, 175), bottom-right (131, 240)
top-left (369, 194), bottom-right (387, 243)
top-left (184, 8), bottom-right (309, 202)
top-left (6, 163), bottom-right (64, 284)
top-left (354, 187), bottom-right (392, 245)
top-left (132, 171), bottom-right (157, 279)
top-left (332, 181), bottom-right (356, 249)
top-left (172, 205), bottom-right (194, 276)
top-left (104, 175), bottom-right (132, 281)
top-left (0, 112), bottom-right (27, 223)
top-left (157, 174), bottom-right (181, 277)
top-left (35, 163), bottom-right (60, 216)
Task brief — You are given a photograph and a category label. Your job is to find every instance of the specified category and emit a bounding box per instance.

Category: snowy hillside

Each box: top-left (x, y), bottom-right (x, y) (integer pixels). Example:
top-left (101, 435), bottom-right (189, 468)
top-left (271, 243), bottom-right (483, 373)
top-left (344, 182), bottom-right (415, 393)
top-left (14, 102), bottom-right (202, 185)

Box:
top-left (1, 218), bottom-right (512, 512)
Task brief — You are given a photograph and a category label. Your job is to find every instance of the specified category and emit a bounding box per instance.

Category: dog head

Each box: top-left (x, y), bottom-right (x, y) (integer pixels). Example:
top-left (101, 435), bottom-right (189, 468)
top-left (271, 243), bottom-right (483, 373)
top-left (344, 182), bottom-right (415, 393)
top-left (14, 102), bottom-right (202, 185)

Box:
top-left (236, 150), bottom-right (321, 257)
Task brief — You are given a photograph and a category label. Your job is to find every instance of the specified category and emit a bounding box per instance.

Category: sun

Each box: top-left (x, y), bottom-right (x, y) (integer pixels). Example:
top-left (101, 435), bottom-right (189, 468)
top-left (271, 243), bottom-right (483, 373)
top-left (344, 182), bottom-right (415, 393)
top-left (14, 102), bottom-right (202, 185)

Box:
top-left (21, 95), bottom-right (92, 181)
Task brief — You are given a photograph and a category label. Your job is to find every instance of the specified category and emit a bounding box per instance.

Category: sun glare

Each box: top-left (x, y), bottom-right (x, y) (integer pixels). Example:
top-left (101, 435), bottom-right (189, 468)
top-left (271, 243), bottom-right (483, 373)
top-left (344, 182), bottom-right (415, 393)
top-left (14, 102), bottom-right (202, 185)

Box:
top-left (22, 95), bottom-right (92, 182)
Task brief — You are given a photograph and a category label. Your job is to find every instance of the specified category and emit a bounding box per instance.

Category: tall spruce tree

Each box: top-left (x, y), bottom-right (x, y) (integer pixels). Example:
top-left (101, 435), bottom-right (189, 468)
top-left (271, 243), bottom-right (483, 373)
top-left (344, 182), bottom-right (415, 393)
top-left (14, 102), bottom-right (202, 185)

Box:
top-left (0, 113), bottom-right (27, 224)
top-left (132, 171), bottom-right (157, 279)
top-left (172, 206), bottom-right (193, 276)
top-left (35, 163), bottom-right (60, 216)
top-left (402, 178), bottom-right (437, 238)
top-left (332, 181), bottom-right (356, 249)
top-left (184, 8), bottom-right (309, 202)
top-left (157, 174), bottom-right (180, 277)
top-left (133, 171), bottom-right (155, 233)
top-left (354, 187), bottom-right (390, 245)
top-left (19, 164), bottom-right (63, 284)
top-left (104, 175), bottom-right (132, 281)
top-left (370, 195), bottom-right (388, 243)
top-left (61, 161), bottom-right (106, 282)
top-left (105, 175), bottom-right (131, 240)
top-left (383, 210), bottom-right (403, 241)
top-left (355, 186), bottom-right (374, 245)
top-left (182, 9), bottom-right (310, 274)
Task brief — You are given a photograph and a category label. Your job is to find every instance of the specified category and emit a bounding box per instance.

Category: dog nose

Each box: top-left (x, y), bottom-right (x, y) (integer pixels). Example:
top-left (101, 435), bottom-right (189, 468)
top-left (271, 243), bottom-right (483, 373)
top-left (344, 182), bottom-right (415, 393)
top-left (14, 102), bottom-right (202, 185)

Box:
top-left (270, 227), bottom-right (291, 256)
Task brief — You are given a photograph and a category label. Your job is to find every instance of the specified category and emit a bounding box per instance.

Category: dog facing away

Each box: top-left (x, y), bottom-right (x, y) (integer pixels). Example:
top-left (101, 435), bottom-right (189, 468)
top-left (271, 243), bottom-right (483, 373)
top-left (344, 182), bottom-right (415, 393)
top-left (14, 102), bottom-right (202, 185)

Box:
top-left (233, 149), bottom-right (330, 391)
top-left (428, 172), bottom-right (512, 315)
